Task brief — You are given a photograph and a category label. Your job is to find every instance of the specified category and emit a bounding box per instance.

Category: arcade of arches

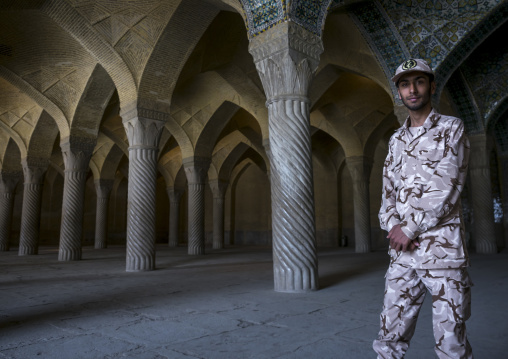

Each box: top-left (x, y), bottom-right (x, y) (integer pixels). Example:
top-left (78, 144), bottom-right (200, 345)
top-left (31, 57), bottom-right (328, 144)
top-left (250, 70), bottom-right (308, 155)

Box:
top-left (0, 0), bottom-right (507, 292)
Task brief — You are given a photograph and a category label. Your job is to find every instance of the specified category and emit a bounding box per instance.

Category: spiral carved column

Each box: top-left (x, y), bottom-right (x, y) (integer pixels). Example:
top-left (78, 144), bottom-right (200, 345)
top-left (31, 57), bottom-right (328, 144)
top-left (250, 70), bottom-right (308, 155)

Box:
top-left (346, 156), bottom-right (373, 253)
top-left (0, 172), bottom-right (21, 251)
top-left (249, 22), bottom-right (323, 292)
top-left (19, 159), bottom-right (47, 256)
top-left (210, 180), bottom-right (228, 250)
top-left (166, 187), bottom-right (184, 247)
top-left (499, 155), bottom-right (508, 248)
top-left (123, 115), bottom-right (165, 271)
top-left (94, 179), bottom-right (113, 249)
top-left (469, 134), bottom-right (497, 253)
top-left (58, 139), bottom-right (95, 261)
top-left (184, 158), bottom-right (210, 255)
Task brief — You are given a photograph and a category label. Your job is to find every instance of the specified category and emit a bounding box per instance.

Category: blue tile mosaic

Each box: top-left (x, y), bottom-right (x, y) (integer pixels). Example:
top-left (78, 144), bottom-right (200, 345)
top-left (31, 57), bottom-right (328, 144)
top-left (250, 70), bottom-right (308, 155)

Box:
top-left (462, 29), bottom-right (508, 124)
top-left (446, 70), bottom-right (483, 135)
top-left (290, 0), bottom-right (330, 36)
top-left (240, 0), bottom-right (333, 37)
top-left (494, 111), bottom-right (508, 154)
top-left (378, 0), bottom-right (503, 71)
top-left (349, 2), bottom-right (409, 96)
top-left (240, 0), bottom-right (285, 37)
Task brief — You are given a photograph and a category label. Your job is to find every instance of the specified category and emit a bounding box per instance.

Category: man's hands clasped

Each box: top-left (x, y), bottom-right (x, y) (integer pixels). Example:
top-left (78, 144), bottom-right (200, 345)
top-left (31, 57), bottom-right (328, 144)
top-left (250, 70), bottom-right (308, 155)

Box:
top-left (387, 224), bottom-right (420, 252)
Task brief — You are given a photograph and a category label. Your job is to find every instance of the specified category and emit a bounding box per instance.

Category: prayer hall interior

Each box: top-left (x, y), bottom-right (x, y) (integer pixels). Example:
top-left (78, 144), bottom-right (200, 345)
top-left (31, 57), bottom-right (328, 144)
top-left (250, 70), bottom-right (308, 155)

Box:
top-left (0, 1), bottom-right (507, 358)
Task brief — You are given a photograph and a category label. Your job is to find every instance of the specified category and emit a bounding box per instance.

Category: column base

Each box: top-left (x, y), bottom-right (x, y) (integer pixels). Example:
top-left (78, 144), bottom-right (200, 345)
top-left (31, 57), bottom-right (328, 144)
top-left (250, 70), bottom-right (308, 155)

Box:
top-left (58, 250), bottom-right (82, 261)
top-left (476, 240), bottom-right (497, 254)
top-left (18, 246), bottom-right (38, 255)
top-left (274, 268), bottom-right (319, 292)
top-left (188, 246), bottom-right (204, 255)
top-left (126, 256), bottom-right (155, 271)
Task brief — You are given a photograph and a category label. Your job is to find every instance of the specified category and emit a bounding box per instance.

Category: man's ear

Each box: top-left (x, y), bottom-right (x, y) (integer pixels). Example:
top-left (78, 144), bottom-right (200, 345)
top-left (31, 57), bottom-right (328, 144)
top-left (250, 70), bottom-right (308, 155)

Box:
top-left (430, 81), bottom-right (436, 95)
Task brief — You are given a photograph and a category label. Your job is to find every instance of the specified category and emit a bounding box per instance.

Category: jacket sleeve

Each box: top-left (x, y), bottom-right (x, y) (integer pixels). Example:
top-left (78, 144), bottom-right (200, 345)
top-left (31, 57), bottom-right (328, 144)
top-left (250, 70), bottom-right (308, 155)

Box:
top-left (379, 135), bottom-right (401, 233)
top-left (400, 120), bottom-right (470, 239)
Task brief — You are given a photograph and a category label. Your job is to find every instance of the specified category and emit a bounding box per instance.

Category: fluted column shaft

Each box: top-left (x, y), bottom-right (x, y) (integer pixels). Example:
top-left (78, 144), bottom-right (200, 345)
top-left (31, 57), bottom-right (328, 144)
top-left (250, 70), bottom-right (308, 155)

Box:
top-left (500, 155), bottom-right (508, 248)
top-left (210, 180), bottom-right (228, 250)
top-left (19, 159), bottom-right (47, 255)
top-left (184, 158), bottom-right (210, 255)
top-left (347, 156), bottom-right (373, 253)
top-left (94, 179), bottom-right (113, 249)
top-left (469, 134), bottom-right (497, 253)
top-left (123, 115), bottom-right (165, 271)
top-left (167, 187), bottom-right (183, 247)
top-left (59, 140), bottom-right (95, 261)
top-left (0, 172), bottom-right (21, 251)
top-left (249, 22), bottom-right (323, 292)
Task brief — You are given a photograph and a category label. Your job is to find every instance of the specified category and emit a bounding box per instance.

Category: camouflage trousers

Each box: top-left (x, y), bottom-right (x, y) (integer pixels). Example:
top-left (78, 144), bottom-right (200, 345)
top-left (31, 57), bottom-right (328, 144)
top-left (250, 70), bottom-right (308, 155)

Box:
top-left (373, 264), bottom-right (473, 359)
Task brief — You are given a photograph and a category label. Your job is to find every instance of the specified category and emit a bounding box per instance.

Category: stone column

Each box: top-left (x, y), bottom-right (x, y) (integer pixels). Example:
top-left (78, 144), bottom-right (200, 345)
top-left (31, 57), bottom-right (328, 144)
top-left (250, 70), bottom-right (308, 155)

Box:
top-left (249, 22), bottom-right (322, 292)
top-left (19, 158), bottom-right (48, 255)
top-left (94, 179), bottom-right (113, 249)
top-left (346, 156), bottom-right (373, 253)
top-left (166, 187), bottom-right (184, 247)
top-left (58, 139), bottom-right (95, 261)
top-left (0, 172), bottom-right (21, 251)
top-left (210, 179), bottom-right (228, 249)
top-left (183, 158), bottom-right (210, 255)
top-left (499, 154), bottom-right (508, 248)
top-left (469, 134), bottom-right (497, 253)
top-left (123, 114), bottom-right (164, 271)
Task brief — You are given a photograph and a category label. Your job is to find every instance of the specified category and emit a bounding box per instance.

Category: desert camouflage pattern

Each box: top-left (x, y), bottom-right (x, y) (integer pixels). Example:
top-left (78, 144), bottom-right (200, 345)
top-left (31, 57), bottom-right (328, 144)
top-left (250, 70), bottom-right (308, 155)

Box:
top-left (379, 109), bottom-right (471, 269)
top-left (373, 264), bottom-right (473, 359)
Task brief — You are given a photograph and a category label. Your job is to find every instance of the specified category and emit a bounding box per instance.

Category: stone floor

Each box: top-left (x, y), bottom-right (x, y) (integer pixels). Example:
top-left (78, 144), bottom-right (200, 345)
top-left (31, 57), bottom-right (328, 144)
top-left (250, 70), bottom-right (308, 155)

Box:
top-left (1, 245), bottom-right (507, 359)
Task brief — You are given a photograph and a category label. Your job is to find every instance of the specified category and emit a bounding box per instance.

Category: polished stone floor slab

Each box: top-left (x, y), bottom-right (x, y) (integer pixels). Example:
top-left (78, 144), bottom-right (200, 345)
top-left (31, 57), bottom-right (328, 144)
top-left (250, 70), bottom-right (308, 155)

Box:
top-left (1, 245), bottom-right (507, 358)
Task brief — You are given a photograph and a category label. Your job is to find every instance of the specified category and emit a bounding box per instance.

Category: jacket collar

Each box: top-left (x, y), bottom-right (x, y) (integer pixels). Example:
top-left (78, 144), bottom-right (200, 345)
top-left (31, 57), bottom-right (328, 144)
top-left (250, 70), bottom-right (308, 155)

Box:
top-left (402, 108), bottom-right (441, 130)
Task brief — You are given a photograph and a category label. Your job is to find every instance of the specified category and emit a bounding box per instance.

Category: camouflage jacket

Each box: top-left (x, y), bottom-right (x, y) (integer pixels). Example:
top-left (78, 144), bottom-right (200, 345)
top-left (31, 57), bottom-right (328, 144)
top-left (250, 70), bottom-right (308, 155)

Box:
top-left (379, 109), bottom-right (470, 269)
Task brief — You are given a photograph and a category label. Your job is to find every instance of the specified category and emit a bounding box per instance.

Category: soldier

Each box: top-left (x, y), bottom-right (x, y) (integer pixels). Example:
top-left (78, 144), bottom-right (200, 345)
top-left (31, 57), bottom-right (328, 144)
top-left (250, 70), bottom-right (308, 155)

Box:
top-left (373, 59), bottom-right (473, 359)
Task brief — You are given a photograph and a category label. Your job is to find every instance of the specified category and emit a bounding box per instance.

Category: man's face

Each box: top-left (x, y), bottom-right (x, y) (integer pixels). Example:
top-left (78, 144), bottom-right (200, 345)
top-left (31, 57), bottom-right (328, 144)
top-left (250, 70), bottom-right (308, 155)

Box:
top-left (397, 71), bottom-right (436, 112)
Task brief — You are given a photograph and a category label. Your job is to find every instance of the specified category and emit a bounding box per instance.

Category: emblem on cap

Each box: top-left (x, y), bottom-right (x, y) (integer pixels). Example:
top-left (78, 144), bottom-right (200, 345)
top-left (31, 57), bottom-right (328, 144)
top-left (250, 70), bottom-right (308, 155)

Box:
top-left (402, 59), bottom-right (417, 70)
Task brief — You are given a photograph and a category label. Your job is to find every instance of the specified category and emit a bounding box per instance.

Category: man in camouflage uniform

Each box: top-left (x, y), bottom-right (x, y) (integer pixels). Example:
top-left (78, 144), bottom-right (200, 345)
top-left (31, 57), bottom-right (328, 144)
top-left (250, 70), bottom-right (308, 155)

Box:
top-left (373, 59), bottom-right (473, 359)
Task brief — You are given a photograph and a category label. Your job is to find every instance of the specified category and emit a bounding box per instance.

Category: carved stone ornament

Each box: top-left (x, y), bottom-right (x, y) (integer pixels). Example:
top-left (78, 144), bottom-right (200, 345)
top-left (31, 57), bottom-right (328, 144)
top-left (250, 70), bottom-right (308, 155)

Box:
top-left (0, 171), bottom-right (22, 193)
top-left (209, 179), bottom-right (229, 198)
top-left (21, 157), bottom-right (49, 184)
top-left (249, 22), bottom-right (324, 102)
top-left (183, 157), bottom-right (211, 184)
top-left (346, 156), bottom-right (374, 183)
top-left (123, 115), bottom-right (165, 149)
top-left (60, 137), bottom-right (96, 172)
top-left (94, 179), bottom-right (114, 198)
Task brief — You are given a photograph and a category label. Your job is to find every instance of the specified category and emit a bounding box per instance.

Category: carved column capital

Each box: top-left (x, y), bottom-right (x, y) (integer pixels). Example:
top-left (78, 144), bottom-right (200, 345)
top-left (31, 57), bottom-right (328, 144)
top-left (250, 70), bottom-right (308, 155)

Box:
top-left (166, 186), bottom-right (184, 203)
top-left (0, 171), bottom-right (22, 193)
top-left (469, 134), bottom-right (492, 174)
top-left (123, 115), bottom-right (165, 149)
top-left (94, 179), bottom-right (114, 199)
top-left (183, 157), bottom-right (211, 185)
top-left (249, 22), bottom-right (323, 103)
top-left (21, 157), bottom-right (49, 184)
top-left (60, 137), bottom-right (96, 172)
top-left (346, 156), bottom-right (374, 184)
top-left (209, 179), bottom-right (229, 199)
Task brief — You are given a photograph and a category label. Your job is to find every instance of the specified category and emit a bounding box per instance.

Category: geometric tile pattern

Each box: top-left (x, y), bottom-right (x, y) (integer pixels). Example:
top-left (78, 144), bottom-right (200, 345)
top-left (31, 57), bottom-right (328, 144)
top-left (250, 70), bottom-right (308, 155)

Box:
top-left (290, 0), bottom-right (330, 36)
top-left (446, 70), bottom-right (483, 135)
top-left (494, 113), bottom-right (508, 155)
top-left (434, 2), bottom-right (508, 91)
top-left (349, 1), bottom-right (409, 96)
top-left (240, 0), bottom-right (286, 37)
top-left (462, 32), bottom-right (508, 123)
top-left (378, 0), bottom-right (502, 71)
top-left (240, 0), bottom-right (333, 37)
